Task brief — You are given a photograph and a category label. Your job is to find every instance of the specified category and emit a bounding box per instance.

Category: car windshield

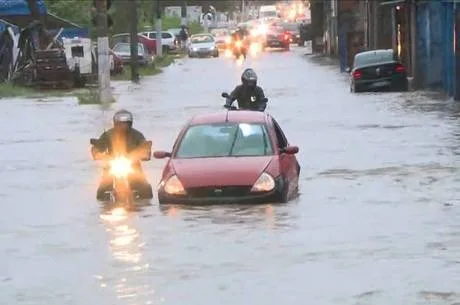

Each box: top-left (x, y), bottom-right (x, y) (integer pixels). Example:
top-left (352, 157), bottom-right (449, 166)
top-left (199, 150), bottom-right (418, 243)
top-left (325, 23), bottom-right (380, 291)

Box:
top-left (281, 23), bottom-right (298, 31)
top-left (114, 43), bottom-right (144, 53)
top-left (191, 35), bottom-right (213, 43)
top-left (354, 51), bottom-right (395, 67)
top-left (175, 123), bottom-right (273, 158)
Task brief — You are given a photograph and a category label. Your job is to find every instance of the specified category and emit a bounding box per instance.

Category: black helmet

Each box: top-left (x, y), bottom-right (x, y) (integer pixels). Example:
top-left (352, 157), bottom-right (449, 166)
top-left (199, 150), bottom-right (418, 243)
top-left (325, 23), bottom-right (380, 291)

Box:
top-left (113, 109), bottom-right (133, 127)
top-left (241, 68), bottom-right (258, 87)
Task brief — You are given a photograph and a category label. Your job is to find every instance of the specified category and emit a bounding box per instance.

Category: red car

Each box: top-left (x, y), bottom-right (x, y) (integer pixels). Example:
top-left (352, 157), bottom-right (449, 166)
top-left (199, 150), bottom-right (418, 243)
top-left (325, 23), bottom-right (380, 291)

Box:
top-left (265, 25), bottom-right (290, 51)
top-left (153, 111), bottom-right (300, 204)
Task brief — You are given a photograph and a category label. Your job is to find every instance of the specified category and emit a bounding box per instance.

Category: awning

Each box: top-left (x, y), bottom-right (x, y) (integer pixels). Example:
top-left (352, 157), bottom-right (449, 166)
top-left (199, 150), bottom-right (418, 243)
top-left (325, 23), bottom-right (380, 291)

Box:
top-left (380, 0), bottom-right (406, 6)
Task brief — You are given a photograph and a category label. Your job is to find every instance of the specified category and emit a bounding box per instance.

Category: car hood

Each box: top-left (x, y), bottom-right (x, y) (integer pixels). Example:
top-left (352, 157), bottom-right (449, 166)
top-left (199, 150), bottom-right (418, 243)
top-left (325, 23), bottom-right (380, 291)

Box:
top-left (172, 156), bottom-right (273, 188)
top-left (190, 42), bottom-right (215, 49)
top-left (114, 51), bottom-right (142, 57)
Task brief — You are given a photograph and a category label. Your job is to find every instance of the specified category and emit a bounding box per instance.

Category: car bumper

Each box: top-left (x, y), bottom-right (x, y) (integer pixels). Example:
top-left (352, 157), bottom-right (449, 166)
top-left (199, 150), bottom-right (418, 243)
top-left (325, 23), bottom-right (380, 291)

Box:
top-left (158, 178), bottom-right (285, 205)
top-left (266, 40), bottom-right (289, 47)
top-left (189, 49), bottom-right (217, 57)
top-left (354, 76), bottom-right (407, 89)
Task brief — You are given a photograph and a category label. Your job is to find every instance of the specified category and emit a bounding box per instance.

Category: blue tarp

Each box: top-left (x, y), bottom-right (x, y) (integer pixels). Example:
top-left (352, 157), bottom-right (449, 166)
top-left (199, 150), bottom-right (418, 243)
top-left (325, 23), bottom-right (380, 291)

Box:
top-left (48, 28), bottom-right (89, 40)
top-left (0, 0), bottom-right (47, 16)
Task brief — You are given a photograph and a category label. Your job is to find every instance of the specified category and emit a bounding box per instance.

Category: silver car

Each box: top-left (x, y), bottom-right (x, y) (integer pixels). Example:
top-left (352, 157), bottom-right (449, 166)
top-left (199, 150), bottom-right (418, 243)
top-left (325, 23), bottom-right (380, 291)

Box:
top-left (112, 42), bottom-right (150, 66)
top-left (187, 34), bottom-right (219, 58)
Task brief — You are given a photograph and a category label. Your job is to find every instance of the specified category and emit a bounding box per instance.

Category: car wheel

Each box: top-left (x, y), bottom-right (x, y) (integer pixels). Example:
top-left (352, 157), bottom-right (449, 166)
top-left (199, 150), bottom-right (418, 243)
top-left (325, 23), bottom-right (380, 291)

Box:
top-left (213, 50), bottom-right (219, 57)
top-left (276, 177), bottom-right (289, 203)
top-left (352, 84), bottom-right (363, 93)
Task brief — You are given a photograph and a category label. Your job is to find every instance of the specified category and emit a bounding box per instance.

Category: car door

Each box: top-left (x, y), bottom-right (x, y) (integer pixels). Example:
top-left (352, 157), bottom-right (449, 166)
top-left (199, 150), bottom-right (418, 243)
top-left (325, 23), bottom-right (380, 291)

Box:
top-left (272, 118), bottom-right (299, 193)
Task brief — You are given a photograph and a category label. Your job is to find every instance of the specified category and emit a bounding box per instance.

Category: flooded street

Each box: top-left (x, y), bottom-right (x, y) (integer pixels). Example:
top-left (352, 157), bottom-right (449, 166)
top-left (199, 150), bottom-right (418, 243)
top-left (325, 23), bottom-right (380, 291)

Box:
top-left (1, 47), bottom-right (460, 305)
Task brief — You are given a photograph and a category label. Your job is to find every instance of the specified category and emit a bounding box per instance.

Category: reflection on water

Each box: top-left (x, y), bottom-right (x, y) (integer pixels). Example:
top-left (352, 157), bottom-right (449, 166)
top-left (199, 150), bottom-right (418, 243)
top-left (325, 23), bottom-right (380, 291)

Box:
top-left (159, 203), bottom-right (296, 230)
top-left (98, 207), bottom-right (156, 303)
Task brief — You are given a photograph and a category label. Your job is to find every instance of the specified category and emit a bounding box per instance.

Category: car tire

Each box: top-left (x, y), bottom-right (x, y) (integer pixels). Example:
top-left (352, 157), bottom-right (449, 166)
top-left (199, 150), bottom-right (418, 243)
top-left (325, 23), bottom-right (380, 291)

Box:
top-left (213, 50), bottom-right (219, 58)
top-left (278, 178), bottom-right (289, 203)
top-left (352, 84), bottom-right (364, 93)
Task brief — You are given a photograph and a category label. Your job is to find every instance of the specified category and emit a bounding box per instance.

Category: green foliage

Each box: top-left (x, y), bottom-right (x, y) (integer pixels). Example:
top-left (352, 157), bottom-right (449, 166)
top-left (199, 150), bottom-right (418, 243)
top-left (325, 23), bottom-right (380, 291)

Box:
top-left (44, 0), bottom-right (91, 26)
top-left (44, 0), bottom-right (203, 35)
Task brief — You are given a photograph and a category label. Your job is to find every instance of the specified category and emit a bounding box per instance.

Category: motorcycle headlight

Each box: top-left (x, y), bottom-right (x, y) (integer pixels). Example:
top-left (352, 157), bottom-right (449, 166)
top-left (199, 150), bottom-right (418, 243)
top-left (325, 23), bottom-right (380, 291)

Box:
top-left (250, 172), bottom-right (275, 192)
top-left (109, 156), bottom-right (133, 179)
top-left (163, 175), bottom-right (186, 195)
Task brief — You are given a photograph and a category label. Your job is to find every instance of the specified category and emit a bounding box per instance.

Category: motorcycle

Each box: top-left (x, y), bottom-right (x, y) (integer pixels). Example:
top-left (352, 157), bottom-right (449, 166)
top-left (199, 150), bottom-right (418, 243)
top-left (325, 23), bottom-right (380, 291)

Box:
top-left (231, 39), bottom-right (248, 59)
top-left (221, 92), bottom-right (268, 112)
top-left (90, 138), bottom-right (152, 205)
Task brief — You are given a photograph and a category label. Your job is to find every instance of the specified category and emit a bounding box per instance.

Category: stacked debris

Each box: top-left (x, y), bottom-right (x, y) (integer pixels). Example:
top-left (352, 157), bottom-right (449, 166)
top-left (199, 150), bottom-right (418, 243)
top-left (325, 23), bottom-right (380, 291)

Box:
top-left (10, 20), bottom-right (72, 88)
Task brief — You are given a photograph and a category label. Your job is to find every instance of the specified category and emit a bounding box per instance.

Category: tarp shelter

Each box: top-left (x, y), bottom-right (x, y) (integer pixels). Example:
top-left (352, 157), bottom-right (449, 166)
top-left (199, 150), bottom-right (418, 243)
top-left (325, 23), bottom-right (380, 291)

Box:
top-left (0, 0), bottom-right (82, 30)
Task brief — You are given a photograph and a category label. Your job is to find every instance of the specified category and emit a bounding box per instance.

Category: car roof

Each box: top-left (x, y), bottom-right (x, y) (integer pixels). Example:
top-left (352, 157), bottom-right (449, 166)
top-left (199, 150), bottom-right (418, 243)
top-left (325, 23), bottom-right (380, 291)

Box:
top-left (191, 33), bottom-right (213, 37)
top-left (355, 49), bottom-right (393, 58)
top-left (189, 111), bottom-right (270, 125)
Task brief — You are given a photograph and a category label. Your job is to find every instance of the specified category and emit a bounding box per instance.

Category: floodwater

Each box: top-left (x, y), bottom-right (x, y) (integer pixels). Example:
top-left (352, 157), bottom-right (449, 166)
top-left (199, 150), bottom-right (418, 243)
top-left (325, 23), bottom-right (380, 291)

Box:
top-left (1, 47), bottom-right (459, 305)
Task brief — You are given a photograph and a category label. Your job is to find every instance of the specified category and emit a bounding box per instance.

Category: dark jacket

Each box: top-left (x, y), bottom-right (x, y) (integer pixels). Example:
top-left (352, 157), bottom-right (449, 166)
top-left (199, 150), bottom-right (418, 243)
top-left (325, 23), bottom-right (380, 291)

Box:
top-left (226, 85), bottom-right (267, 111)
top-left (94, 127), bottom-right (146, 155)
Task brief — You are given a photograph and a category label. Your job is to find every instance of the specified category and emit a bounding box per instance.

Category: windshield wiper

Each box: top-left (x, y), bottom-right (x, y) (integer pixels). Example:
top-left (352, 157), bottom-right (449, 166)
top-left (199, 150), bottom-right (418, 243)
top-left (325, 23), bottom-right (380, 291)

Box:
top-left (228, 128), bottom-right (240, 156)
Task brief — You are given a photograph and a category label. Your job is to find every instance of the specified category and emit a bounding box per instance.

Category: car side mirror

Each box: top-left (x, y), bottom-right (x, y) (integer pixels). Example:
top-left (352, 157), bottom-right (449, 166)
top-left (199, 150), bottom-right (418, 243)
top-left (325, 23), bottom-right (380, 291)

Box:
top-left (153, 150), bottom-right (172, 159)
top-left (221, 92), bottom-right (229, 98)
top-left (282, 145), bottom-right (299, 154)
top-left (90, 138), bottom-right (98, 145)
top-left (345, 67), bottom-right (351, 73)
top-left (262, 97), bottom-right (268, 103)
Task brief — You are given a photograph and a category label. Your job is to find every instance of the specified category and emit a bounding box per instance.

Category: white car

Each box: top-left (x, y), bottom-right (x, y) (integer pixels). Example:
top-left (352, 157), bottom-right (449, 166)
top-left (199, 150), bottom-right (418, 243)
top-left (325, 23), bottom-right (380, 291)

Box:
top-left (140, 31), bottom-right (177, 51)
top-left (187, 33), bottom-right (219, 58)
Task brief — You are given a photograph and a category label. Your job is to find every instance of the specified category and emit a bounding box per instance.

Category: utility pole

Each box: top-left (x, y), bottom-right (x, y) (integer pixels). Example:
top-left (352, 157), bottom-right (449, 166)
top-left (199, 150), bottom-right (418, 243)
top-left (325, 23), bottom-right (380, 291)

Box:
top-left (181, 0), bottom-right (187, 26)
top-left (241, 0), bottom-right (245, 21)
top-left (155, 0), bottom-right (163, 57)
top-left (95, 0), bottom-right (112, 104)
top-left (129, 0), bottom-right (139, 83)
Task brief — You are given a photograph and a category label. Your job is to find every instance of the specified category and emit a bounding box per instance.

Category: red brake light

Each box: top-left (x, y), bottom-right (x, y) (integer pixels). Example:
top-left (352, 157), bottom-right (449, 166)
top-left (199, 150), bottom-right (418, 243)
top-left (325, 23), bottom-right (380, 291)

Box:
top-left (352, 70), bottom-right (362, 79)
top-left (394, 64), bottom-right (405, 73)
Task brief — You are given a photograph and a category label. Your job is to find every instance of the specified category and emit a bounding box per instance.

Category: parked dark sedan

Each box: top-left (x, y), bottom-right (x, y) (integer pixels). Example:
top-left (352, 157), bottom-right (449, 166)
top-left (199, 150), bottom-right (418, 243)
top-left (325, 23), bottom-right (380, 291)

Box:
top-left (348, 49), bottom-right (409, 93)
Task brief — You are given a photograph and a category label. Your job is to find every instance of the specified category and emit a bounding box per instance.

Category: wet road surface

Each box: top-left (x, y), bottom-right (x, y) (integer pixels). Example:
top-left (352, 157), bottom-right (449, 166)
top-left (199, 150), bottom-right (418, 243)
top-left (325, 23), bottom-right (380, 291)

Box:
top-left (1, 47), bottom-right (460, 305)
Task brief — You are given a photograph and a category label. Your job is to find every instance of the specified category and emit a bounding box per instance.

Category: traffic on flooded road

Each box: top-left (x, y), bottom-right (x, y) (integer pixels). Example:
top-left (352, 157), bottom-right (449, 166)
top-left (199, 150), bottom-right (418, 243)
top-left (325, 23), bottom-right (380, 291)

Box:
top-left (1, 40), bottom-right (460, 305)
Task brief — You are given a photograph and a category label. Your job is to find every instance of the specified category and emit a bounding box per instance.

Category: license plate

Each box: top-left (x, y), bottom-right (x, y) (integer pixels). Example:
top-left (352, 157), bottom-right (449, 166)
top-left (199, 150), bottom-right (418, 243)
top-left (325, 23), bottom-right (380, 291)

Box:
top-left (372, 81), bottom-right (390, 87)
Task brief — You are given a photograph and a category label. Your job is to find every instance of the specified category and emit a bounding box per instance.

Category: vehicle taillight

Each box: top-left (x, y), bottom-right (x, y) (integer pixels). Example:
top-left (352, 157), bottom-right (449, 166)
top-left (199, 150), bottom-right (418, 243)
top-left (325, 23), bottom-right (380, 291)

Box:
top-left (394, 64), bottom-right (405, 73)
top-left (352, 70), bottom-right (362, 79)
top-left (284, 34), bottom-right (289, 40)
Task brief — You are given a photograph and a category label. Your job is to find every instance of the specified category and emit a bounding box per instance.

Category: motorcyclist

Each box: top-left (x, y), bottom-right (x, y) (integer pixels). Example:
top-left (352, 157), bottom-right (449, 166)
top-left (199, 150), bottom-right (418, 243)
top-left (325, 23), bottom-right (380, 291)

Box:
top-left (91, 109), bottom-right (153, 201)
top-left (225, 68), bottom-right (267, 111)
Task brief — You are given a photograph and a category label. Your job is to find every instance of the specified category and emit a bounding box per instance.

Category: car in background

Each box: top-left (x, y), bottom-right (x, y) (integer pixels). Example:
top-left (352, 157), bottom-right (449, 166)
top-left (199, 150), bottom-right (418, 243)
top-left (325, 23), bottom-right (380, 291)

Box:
top-left (280, 21), bottom-right (300, 44)
top-left (140, 31), bottom-right (178, 52)
top-left (112, 42), bottom-right (150, 66)
top-left (167, 27), bottom-right (182, 43)
top-left (153, 111), bottom-right (300, 204)
top-left (109, 49), bottom-right (123, 75)
top-left (112, 33), bottom-right (156, 55)
top-left (187, 34), bottom-right (219, 58)
top-left (348, 49), bottom-right (409, 93)
top-left (211, 28), bottom-right (230, 49)
top-left (265, 25), bottom-right (290, 51)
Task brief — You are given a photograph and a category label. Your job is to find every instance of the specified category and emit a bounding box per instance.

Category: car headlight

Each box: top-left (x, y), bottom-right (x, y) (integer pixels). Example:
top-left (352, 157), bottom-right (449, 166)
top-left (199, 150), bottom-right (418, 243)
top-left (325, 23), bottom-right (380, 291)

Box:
top-left (250, 172), bottom-right (275, 192)
top-left (163, 175), bottom-right (186, 195)
top-left (192, 47), bottom-right (198, 51)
